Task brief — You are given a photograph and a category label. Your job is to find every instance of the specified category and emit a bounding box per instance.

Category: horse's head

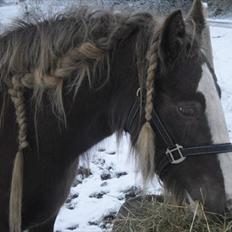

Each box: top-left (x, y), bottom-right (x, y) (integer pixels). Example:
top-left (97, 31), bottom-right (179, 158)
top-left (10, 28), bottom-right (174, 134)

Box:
top-left (135, 0), bottom-right (232, 214)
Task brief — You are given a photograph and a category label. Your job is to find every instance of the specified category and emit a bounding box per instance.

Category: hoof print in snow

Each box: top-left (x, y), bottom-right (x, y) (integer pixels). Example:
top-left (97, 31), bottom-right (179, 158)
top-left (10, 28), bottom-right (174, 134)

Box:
top-left (100, 211), bottom-right (117, 230)
top-left (66, 193), bottom-right (79, 204)
top-left (65, 198), bottom-right (71, 204)
top-left (101, 172), bottom-right (111, 180)
top-left (100, 181), bottom-right (108, 187)
top-left (117, 195), bottom-right (124, 200)
top-left (98, 148), bottom-right (106, 152)
top-left (89, 191), bottom-right (107, 199)
top-left (115, 171), bottom-right (128, 178)
top-left (94, 158), bottom-right (106, 166)
top-left (106, 151), bottom-right (116, 155)
top-left (73, 166), bottom-right (92, 186)
top-left (67, 225), bottom-right (79, 230)
top-left (76, 166), bottom-right (92, 178)
top-left (88, 221), bottom-right (98, 226)
top-left (72, 178), bottom-right (81, 187)
top-left (67, 205), bottom-right (75, 210)
top-left (107, 165), bottom-right (114, 171)
top-left (71, 193), bottom-right (79, 199)
top-left (123, 186), bottom-right (141, 200)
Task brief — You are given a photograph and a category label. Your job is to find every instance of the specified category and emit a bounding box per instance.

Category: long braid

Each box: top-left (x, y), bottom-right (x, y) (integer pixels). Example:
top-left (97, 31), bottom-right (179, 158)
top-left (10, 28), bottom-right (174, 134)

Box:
top-left (7, 76), bottom-right (29, 232)
top-left (136, 32), bottom-right (159, 182)
top-left (145, 35), bottom-right (159, 122)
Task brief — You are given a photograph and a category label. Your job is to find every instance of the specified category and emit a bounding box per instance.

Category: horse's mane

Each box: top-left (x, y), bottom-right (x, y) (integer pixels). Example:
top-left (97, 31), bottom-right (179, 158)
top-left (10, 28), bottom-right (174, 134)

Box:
top-left (0, 8), bottom-right (155, 125)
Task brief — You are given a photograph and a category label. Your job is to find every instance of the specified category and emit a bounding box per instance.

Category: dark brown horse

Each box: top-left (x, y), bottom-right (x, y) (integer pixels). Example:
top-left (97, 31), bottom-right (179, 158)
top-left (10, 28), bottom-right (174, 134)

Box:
top-left (1, 0), bottom-right (232, 231)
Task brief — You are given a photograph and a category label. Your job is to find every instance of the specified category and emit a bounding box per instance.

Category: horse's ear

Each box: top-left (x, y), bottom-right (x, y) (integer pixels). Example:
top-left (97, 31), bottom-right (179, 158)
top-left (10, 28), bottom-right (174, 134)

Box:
top-left (159, 10), bottom-right (185, 64)
top-left (186, 0), bottom-right (205, 35)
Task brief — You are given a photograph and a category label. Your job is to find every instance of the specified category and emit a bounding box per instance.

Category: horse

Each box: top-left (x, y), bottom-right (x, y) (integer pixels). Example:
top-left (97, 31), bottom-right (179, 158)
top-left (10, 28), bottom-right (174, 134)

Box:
top-left (1, 0), bottom-right (232, 231)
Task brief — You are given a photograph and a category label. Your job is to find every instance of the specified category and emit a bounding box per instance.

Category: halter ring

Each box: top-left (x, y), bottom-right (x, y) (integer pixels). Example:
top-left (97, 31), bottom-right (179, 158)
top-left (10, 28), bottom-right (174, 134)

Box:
top-left (166, 144), bottom-right (186, 164)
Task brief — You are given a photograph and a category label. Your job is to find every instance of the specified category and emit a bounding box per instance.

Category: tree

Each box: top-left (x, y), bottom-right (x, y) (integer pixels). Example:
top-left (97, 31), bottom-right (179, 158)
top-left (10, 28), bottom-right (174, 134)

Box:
top-left (207, 0), bottom-right (232, 16)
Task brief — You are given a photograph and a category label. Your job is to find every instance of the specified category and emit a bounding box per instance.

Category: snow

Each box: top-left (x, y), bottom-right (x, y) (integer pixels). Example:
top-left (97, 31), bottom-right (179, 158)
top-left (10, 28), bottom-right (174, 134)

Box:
top-left (0, 2), bottom-right (232, 232)
top-left (55, 134), bottom-right (161, 232)
top-left (211, 26), bottom-right (232, 139)
top-left (0, 4), bottom-right (21, 26)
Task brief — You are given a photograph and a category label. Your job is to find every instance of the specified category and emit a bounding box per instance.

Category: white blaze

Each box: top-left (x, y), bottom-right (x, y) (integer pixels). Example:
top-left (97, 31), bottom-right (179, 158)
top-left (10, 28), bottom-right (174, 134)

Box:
top-left (197, 63), bottom-right (232, 208)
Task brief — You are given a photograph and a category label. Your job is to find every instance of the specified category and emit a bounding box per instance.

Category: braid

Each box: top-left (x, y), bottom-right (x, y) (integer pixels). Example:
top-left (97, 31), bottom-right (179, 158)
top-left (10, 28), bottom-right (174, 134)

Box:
top-left (8, 76), bottom-right (29, 151)
top-left (8, 76), bottom-right (28, 232)
top-left (145, 34), bottom-right (159, 122)
top-left (136, 31), bottom-right (159, 182)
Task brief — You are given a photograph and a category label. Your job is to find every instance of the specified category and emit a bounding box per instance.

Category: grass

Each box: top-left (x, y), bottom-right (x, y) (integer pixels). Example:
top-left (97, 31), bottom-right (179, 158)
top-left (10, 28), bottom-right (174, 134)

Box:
top-left (112, 196), bottom-right (232, 232)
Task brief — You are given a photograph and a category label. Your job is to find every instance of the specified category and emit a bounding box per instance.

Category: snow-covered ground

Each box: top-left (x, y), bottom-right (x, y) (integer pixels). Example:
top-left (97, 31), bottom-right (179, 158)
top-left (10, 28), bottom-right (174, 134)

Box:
top-left (55, 135), bottom-right (161, 232)
top-left (0, 2), bottom-right (232, 232)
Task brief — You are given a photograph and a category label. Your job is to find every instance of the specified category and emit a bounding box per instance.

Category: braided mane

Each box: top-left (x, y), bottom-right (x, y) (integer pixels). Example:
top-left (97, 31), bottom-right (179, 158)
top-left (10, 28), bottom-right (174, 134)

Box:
top-left (0, 9), bottom-right (154, 125)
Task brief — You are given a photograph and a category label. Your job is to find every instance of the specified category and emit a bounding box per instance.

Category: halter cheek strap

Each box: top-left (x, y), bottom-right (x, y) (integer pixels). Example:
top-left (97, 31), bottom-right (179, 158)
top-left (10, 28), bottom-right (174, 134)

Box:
top-left (125, 98), bottom-right (232, 178)
top-left (151, 109), bottom-right (232, 177)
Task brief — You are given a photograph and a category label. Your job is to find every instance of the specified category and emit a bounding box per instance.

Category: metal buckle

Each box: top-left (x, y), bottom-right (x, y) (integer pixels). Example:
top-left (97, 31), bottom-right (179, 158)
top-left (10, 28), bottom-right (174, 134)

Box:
top-left (166, 144), bottom-right (186, 164)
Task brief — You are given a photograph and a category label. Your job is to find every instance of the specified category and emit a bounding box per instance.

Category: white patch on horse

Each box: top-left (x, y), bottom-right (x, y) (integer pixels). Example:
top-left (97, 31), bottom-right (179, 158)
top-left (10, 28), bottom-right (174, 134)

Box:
top-left (197, 63), bottom-right (232, 209)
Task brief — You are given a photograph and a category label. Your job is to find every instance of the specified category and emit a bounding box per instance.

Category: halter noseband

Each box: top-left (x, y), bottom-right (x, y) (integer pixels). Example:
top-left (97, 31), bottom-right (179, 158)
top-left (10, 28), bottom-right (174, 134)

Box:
top-left (125, 94), bottom-right (232, 178)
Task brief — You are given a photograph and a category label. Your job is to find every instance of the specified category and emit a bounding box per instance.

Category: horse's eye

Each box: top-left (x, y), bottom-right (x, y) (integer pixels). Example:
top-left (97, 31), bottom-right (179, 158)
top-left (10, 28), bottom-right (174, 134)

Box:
top-left (178, 105), bottom-right (195, 117)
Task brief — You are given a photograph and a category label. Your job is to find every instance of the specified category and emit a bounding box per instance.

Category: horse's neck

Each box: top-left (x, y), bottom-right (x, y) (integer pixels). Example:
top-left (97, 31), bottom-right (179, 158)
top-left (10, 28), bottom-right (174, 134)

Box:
top-left (22, 35), bottom-right (139, 160)
top-left (107, 36), bottom-right (140, 134)
top-left (63, 37), bottom-right (139, 155)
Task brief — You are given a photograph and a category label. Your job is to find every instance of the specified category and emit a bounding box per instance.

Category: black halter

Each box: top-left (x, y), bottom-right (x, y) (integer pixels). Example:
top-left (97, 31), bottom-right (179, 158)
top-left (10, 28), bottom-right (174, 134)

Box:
top-left (126, 97), bottom-right (232, 178)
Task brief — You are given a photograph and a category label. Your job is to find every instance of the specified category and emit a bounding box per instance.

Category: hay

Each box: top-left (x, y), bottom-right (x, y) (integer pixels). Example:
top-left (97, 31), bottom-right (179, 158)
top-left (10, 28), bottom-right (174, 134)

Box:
top-left (112, 196), bottom-right (232, 232)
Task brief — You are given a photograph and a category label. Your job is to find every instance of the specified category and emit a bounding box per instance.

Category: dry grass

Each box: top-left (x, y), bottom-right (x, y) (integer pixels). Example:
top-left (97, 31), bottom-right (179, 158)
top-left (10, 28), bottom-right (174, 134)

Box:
top-left (112, 196), bottom-right (232, 232)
